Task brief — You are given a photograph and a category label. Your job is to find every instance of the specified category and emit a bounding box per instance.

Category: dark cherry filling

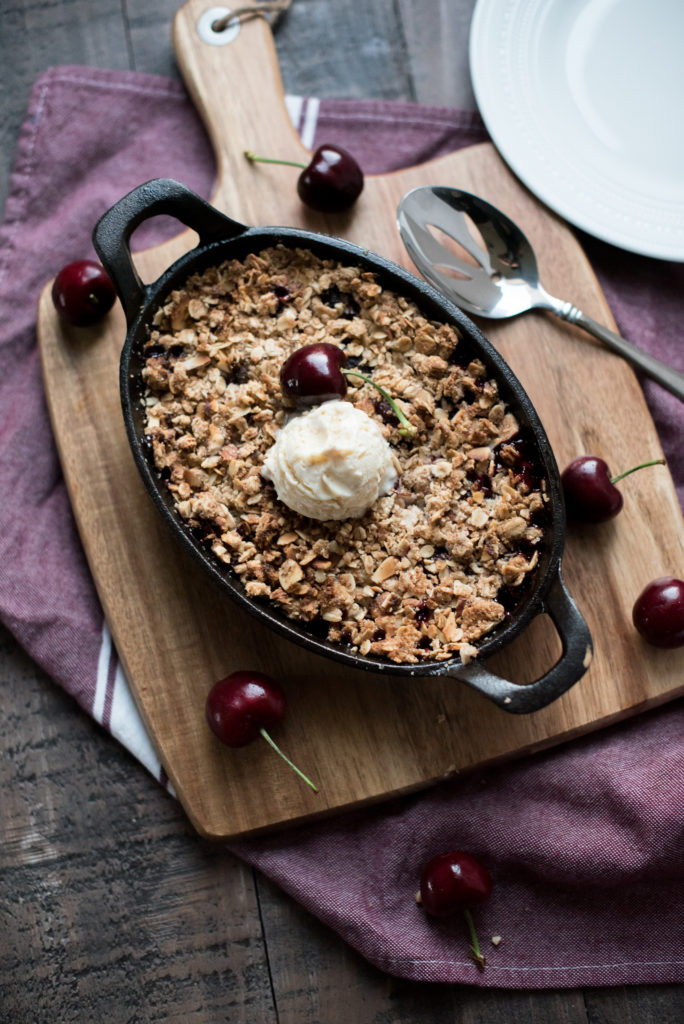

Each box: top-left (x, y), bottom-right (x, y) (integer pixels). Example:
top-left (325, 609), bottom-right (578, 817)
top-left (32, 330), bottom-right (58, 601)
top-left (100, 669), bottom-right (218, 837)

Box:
top-left (320, 285), bottom-right (360, 319)
top-left (145, 343), bottom-right (166, 358)
top-left (373, 397), bottom-right (400, 427)
top-left (372, 627), bottom-right (386, 642)
top-left (191, 519), bottom-right (217, 547)
top-left (228, 362), bottom-right (250, 384)
top-left (415, 600), bottom-right (433, 624)
top-left (306, 617), bottom-right (331, 641)
top-left (461, 376), bottom-right (486, 403)
top-left (496, 562), bottom-right (540, 617)
top-left (515, 537), bottom-right (542, 559)
top-left (145, 343), bottom-right (185, 361)
top-left (493, 434), bottom-right (542, 493)
top-left (466, 470), bottom-right (492, 498)
top-left (496, 585), bottom-right (520, 615)
top-left (272, 283), bottom-right (293, 314)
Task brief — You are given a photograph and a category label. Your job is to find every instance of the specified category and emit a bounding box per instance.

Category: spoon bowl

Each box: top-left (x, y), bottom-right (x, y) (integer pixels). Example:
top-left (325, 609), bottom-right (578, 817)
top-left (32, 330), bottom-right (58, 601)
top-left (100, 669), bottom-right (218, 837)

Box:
top-left (397, 186), bottom-right (684, 401)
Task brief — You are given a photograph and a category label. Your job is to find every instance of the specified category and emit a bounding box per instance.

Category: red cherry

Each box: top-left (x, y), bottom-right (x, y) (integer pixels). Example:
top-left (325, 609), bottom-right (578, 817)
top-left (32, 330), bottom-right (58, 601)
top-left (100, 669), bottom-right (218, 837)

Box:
top-left (52, 259), bottom-right (116, 326)
top-left (296, 144), bottom-right (364, 213)
top-left (244, 144), bottom-right (364, 213)
top-left (561, 456), bottom-right (622, 522)
top-left (561, 455), bottom-right (664, 523)
top-left (419, 850), bottom-right (493, 917)
top-left (206, 671), bottom-right (285, 746)
top-left (280, 342), bottom-right (348, 407)
top-left (205, 671), bottom-right (318, 791)
top-left (632, 577), bottom-right (684, 648)
top-left (418, 850), bottom-right (493, 971)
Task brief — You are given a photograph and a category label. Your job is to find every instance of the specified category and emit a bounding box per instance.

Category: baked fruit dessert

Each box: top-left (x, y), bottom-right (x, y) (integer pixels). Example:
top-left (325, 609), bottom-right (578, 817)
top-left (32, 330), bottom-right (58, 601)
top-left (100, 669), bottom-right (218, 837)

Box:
top-left (141, 245), bottom-right (547, 665)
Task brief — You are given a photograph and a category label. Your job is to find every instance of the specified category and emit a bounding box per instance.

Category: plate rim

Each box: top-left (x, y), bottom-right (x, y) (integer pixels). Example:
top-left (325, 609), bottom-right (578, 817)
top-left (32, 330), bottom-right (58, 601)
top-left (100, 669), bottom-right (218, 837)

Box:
top-left (468, 0), bottom-right (684, 261)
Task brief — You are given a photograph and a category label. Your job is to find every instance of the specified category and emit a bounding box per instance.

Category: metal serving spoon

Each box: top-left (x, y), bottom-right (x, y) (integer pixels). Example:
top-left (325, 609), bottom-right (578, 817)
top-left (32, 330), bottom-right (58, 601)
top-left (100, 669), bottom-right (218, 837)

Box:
top-left (397, 186), bottom-right (684, 402)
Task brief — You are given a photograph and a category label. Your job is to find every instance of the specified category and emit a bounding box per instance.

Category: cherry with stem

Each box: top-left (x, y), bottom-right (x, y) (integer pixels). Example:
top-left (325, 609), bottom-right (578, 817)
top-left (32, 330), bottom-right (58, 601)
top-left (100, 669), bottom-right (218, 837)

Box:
top-left (561, 454), bottom-right (665, 522)
top-left (206, 671), bottom-right (318, 792)
top-left (245, 144), bottom-right (364, 212)
top-left (417, 850), bottom-right (493, 971)
top-left (280, 342), bottom-right (417, 438)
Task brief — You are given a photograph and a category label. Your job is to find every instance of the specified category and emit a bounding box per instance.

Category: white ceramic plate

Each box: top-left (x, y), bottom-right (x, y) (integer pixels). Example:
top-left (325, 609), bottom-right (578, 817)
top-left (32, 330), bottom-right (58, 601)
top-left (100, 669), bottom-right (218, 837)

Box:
top-left (469, 0), bottom-right (684, 260)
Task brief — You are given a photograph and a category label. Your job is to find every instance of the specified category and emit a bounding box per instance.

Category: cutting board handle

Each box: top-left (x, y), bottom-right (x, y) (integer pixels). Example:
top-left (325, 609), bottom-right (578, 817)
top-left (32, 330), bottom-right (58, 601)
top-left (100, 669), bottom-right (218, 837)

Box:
top-left (173, 0), bottom-right (311, 220)
top-left (453, 574), bottom-right (593, 713)
top-left (93, 178), bottom-right (247, 323)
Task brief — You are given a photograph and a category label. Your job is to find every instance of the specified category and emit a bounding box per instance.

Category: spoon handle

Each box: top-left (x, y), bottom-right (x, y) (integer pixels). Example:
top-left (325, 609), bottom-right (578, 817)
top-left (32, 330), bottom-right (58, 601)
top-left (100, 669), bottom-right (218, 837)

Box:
top-left (552, 301), bottom-right (684, 402)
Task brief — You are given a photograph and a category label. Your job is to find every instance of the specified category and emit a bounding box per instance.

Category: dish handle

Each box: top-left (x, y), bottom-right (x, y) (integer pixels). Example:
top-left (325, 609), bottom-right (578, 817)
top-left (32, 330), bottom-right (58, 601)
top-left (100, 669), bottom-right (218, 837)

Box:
top-left (93, 178), bottom-right (247, 325)
top-left (444, 573), bottom-right (592, 713)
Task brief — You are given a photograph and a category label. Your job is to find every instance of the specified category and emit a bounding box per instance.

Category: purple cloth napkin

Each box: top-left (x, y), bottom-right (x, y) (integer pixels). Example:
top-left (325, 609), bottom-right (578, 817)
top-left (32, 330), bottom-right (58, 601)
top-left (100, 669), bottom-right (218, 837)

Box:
top-left (1, 66), bottom-right (683, 988)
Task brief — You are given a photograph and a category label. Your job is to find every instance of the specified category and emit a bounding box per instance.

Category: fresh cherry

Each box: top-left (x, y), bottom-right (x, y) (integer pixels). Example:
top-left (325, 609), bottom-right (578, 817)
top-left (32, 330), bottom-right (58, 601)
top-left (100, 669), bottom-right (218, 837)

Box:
top-left (206, 671), bottom-right (318, 791)
top-left (561, 455), bottom-right (664, 523)
top-left (417, 850), bottom-right (493, 970)
top-left (280, 342), bottom-right (417, 438)
top-left (245, 144), bottom-right (364, 213)
top-left (297, 144), bottom-right (364, 212)
top-left (52, 259), bottom-right (116, 326)
top-left (280, 342), bottom-right (347, 406)
top-left (632, 577), bottom-right (684, 649)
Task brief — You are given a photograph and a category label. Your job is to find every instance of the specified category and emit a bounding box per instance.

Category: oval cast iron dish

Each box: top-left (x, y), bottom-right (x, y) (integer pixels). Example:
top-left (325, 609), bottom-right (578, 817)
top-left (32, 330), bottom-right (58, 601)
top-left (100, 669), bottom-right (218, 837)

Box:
top-left (93, 179), bottom-right (592, 714)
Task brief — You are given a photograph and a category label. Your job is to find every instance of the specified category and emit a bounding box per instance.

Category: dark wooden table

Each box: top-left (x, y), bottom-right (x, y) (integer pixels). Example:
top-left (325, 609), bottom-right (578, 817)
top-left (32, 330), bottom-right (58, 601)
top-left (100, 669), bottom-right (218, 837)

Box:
top-left (1, 2), bottom-right (681, 1021)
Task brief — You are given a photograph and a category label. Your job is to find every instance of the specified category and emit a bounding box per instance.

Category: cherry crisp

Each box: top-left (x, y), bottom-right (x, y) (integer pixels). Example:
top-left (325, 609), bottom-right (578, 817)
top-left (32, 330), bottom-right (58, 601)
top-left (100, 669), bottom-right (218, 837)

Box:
top-left (141, 245), bottom-right (547, 665)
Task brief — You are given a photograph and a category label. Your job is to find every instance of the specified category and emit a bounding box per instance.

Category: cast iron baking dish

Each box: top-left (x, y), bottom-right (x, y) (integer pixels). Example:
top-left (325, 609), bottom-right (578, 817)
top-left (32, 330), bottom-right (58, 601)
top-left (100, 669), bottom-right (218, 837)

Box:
top-left (93, 178), bottom-right (592, 714)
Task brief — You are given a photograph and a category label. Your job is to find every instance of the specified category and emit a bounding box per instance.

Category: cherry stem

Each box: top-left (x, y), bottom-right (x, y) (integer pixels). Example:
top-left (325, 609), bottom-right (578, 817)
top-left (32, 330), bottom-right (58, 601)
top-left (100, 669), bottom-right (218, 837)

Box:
top-left (610, 458), bottom-right (665, 485)
top-left (341, 369), bottom-right (417, 438)
top-left (464, 909), bottom-right (486, 971)
top-left (244, 150), bottom-right (306, 170)
top-left (259, 727), bottom-right (319, 792)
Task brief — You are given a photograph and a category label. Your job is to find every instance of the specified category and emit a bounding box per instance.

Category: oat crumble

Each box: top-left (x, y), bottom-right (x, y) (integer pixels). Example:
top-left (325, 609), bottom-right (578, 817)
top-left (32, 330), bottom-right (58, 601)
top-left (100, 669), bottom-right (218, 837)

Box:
top-left (140, 245), bottom-right (547, 665)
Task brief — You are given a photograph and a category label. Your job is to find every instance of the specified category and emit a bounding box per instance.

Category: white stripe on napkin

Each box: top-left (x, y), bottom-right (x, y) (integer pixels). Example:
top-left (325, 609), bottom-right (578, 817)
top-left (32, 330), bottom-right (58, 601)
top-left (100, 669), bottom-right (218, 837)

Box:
top-left (284, 94), bottom-right (303, 135)
top-left (93, 623), bottom-right (165, 784)
top-left (300, 97), bottom-right (320, 150)
top-left (93, 620), bottom-right (111, 723)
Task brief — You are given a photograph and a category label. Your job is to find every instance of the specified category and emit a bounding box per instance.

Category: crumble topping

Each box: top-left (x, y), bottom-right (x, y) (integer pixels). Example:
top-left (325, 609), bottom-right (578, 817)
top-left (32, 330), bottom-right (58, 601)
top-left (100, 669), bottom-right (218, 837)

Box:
top-left (141, 245), bottom-right (547, 665)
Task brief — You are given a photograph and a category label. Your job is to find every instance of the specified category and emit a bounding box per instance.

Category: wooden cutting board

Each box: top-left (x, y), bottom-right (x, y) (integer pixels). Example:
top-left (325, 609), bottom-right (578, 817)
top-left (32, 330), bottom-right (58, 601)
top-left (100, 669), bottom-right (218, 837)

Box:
top-left (37, 0), bottom-right (684, 839)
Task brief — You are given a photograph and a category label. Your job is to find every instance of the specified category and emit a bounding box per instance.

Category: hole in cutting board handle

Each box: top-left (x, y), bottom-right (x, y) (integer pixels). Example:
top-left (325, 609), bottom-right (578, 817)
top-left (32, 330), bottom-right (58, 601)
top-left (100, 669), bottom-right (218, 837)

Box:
top-left (197, 6), bottom-right (241, 46)
top-left (93, 178), bottom-right (248, 325)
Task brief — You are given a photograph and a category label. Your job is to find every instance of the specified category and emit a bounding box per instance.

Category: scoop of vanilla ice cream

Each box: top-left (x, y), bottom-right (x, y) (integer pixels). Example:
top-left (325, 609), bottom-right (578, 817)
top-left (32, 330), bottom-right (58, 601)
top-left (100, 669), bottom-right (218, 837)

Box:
top-left (262, 401), bottom-right (397, 521)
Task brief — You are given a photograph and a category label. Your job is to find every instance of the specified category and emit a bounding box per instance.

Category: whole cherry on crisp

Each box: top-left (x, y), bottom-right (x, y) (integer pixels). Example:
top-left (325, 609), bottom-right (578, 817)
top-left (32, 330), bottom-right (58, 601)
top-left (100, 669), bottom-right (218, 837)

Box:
top-left (561, 455), bottom-right (664, 523)
top-left (206, 671), bottom-right (318, 791)
top-left (280, 342), bottom-right (417, 438)
top-left (632, 577), bottom-right (684, 649)
top-left (244, 144), bottom-right (364, 213)
top-left (51, 259), bottom-right (117, 326)
top-left (280, 342), bottom-right (347, 406)
top-left (417, 850), bottom-right (493, 970)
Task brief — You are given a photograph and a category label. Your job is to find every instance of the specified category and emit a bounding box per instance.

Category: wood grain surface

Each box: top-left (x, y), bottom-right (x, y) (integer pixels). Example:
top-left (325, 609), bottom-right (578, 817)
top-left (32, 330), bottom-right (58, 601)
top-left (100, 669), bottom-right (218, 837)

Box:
top-left (36, 0), bottom-right (684, 841)
top-left (3, 1), bottom-right (682, 1020)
